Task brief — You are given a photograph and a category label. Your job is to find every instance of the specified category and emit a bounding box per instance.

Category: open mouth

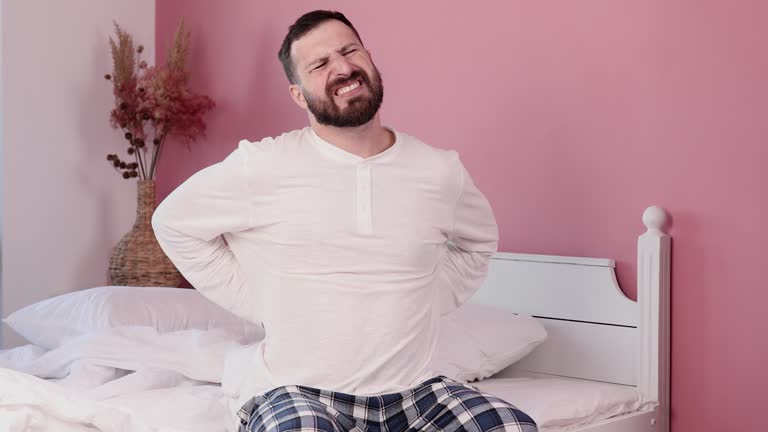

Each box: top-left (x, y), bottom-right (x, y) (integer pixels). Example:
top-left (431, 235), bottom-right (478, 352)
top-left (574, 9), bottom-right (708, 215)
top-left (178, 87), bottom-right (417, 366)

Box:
top-left (334, 80), bottom-right (363, 97)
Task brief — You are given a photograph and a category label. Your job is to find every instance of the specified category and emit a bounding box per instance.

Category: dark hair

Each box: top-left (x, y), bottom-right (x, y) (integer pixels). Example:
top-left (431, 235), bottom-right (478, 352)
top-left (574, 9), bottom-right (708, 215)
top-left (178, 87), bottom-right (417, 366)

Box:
top-left (278, 10), bottom-right (363, 84)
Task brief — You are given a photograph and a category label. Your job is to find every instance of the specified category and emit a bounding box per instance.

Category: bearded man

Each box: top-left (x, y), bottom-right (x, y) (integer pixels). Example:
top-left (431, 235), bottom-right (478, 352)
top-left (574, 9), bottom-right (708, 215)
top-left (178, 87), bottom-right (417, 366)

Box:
top-left (153, 10), bottom-right (536, 432)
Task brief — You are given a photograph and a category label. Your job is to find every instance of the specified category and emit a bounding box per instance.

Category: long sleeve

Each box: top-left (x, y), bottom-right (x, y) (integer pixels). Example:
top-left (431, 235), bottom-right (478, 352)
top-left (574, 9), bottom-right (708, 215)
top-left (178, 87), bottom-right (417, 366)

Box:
top-left (152, 142), bottom-right (255, 320)
top-left (435, 157), bottom-right (499, 315)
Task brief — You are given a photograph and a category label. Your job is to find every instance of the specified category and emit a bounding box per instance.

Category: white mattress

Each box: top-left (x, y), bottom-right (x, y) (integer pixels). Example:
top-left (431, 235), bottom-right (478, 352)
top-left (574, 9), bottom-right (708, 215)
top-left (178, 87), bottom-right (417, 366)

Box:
top-left (100, 375), bottom-right (647, 432)
top-left (473, 372), bottom-right (647, 431)
top-left (97, 375), bottom-right (645, 431)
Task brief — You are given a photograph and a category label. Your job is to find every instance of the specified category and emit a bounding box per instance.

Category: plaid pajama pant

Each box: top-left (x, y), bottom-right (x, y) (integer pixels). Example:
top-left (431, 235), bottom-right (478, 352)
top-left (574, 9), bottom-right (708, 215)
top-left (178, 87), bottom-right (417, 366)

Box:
top-left (237, 376), bottom-right (537, 432)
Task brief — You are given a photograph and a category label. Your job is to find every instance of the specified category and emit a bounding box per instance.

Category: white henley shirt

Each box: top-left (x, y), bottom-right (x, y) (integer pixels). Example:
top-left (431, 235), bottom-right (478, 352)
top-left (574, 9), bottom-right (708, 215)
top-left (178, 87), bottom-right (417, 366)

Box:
top-left (152, 126), bottom-right (498, 403)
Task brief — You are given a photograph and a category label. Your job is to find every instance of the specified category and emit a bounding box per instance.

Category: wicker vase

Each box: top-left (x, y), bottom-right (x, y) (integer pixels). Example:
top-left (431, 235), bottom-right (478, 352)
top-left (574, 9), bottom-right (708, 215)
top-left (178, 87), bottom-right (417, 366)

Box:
top-left (108, 180), bottom-right (182, 287)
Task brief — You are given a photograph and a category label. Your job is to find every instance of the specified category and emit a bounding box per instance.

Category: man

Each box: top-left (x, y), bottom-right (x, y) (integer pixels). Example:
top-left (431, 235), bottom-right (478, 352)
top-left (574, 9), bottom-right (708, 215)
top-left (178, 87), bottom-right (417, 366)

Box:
top-left (152, 10), bottom-right (536, 432)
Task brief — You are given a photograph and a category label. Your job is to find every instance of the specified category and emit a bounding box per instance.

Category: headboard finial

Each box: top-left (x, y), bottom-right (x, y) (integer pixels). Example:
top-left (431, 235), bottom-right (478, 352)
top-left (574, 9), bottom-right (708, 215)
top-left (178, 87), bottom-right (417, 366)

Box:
top-left (642, 206), bottom-right (668, 233)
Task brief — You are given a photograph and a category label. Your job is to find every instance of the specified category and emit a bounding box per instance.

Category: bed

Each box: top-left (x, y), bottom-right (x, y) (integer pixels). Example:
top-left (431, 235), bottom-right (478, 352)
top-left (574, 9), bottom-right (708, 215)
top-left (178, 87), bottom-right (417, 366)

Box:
top-left (0, 205), bottom-right (670, 432)
top-left (469, 205), bottom-right (671, 432)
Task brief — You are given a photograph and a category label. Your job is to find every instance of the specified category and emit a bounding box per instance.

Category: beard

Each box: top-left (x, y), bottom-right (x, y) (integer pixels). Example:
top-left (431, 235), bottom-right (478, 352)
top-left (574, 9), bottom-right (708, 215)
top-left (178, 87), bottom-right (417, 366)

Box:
top-left (303, 67), bottom-right (384, 128)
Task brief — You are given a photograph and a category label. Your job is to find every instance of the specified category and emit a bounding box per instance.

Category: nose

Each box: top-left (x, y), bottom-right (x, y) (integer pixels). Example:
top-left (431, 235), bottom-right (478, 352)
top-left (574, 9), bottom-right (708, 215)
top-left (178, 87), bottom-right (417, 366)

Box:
top-left (329, 52), bottom-right (356, 78)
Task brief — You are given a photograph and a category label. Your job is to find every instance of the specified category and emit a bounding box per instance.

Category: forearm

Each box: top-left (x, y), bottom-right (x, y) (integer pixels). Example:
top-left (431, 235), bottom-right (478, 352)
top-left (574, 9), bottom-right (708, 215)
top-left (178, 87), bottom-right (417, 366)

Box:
top-left (152, 216), bottom-right (252, 319)
top-left (436, 155), bottom-right (499, 315)
top-left (151, 144), bottom-right (256, 320)
top-left (436, 242), bottom-right (495, 315)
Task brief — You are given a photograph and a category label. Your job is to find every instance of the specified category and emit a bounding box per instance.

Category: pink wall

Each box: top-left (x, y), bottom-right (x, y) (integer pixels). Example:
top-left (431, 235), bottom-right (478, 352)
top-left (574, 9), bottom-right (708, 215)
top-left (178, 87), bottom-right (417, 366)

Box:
top-left (156, 1), bottom-right (768, 430)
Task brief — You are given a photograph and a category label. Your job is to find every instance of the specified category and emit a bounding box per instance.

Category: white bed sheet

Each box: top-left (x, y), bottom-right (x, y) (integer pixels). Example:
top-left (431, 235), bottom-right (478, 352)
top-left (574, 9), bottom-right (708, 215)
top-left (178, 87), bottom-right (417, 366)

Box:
top-left (93, 373), bottom-right (649, 432)
top-left (473, 372), bottom-right (650, 431)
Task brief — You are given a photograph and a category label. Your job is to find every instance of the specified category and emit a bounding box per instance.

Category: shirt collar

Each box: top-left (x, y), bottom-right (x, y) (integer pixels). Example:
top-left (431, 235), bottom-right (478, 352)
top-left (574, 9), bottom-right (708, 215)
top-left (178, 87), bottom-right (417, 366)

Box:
top-left (308, 126), bottom-right (402, 165)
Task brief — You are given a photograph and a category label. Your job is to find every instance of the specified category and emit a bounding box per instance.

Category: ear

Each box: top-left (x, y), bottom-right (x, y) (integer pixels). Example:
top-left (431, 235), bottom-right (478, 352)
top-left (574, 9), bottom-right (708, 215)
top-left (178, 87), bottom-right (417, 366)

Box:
top-left (288, 84), bottom-right (308, 110)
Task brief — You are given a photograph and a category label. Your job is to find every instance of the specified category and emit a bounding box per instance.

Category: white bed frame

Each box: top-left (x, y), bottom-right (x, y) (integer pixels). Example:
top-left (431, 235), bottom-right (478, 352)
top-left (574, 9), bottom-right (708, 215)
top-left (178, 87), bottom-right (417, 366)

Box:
top-left (470, 206), bottom-right (671, 432)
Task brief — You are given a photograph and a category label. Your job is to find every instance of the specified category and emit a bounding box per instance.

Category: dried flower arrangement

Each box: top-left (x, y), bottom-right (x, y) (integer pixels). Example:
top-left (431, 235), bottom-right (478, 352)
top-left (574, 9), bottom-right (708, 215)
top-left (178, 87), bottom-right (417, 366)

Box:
top-left (105, 19), bottom-right (215, 180)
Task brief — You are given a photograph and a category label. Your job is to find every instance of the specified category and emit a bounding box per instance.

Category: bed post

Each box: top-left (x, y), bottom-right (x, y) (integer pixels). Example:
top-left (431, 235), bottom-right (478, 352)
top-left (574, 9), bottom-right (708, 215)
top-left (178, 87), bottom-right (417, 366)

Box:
top-left (637, 206), bottom-right (671, 432)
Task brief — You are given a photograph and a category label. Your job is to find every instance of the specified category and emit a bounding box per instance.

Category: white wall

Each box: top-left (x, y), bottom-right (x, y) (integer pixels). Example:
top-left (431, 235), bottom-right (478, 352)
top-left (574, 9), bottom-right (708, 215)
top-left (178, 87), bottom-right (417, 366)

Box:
top-left (1, 1), bottom-right (156, 347)
top-left (0, 2), bottom-right (4, 333)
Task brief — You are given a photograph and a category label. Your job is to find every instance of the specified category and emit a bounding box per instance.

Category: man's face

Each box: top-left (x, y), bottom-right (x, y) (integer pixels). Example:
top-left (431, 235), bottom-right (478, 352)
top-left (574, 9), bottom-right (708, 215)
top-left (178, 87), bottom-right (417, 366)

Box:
top-left (289, 20), bottom-right (384, 128)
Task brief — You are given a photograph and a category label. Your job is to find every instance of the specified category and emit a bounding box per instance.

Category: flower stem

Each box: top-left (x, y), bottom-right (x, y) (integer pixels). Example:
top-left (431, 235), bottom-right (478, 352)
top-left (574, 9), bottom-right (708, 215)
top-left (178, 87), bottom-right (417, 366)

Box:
top-left (135, 136), bottom-right (147, 179)
top-left (149, 132), bottom-right (166, 180)
top-left (148, 126), bottom-right (159, 179)
top-left (130, 135), bottom-right (141, 174)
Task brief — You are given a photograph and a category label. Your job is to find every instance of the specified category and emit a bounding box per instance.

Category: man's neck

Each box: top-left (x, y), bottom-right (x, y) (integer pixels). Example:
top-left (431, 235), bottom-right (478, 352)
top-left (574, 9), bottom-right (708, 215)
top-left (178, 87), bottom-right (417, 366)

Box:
top-left (309, 114), bottom-right (395, 159)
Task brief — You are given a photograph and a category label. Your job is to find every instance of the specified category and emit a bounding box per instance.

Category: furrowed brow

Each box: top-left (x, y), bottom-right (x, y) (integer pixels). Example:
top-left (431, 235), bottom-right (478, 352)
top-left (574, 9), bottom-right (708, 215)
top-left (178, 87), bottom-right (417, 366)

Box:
top-left (305, 43), bottom-right (361, 71)
top-left (306, 54), bottom-right (329, 71)
top-left (338, 42), bottom-right (360, 53)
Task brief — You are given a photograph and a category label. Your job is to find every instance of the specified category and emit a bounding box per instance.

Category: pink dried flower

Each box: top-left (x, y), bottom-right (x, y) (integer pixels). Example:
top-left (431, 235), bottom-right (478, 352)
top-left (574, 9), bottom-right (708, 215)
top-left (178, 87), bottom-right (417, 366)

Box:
top-left (106, 18), bottom-right (214, 181)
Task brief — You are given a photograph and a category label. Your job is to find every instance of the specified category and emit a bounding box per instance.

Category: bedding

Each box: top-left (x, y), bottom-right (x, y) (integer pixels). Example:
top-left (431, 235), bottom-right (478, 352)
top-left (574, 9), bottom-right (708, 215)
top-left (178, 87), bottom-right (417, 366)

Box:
top-left (2, 336), bottom-right (645, 432)
top-left (3, 287), bottom-right (547, 385)
top-left (0, 327), bottom-right (237, 388)
top-left (1, 291), bottom-right (625, 432)
top-left (433, 303), bottom-right (547, 381)
top-left (0, 367), bottom-right (155, 432)
top-left (473, 374), bottom-right (649, 431)
top-left (0, 327), bottom-right (241, 432)
top-left (2, 286), bottom-right (265, 349)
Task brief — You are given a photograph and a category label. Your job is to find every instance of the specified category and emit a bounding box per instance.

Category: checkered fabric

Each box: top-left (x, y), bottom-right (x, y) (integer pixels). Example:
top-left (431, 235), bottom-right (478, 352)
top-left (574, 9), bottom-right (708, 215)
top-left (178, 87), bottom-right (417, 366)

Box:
top-left (237, 376), bottom-right (537, 432)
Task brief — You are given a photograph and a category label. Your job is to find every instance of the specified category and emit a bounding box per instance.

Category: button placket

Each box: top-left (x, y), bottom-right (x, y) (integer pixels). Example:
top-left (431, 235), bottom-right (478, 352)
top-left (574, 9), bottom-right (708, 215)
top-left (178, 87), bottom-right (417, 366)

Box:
top-left (356, 163), bottom-right (373, 234)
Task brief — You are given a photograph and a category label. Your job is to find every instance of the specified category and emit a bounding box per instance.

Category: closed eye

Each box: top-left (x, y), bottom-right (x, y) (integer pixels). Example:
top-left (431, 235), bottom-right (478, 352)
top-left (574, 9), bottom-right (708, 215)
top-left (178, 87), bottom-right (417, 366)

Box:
top-left (343, 49), bottom-right (357, 56)
top-left (312, 61), bottom-right (327, 71)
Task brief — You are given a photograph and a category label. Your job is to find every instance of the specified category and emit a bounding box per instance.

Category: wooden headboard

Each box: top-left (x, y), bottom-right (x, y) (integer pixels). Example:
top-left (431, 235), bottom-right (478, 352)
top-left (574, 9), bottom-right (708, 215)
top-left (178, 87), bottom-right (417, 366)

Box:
top-left (469, 206), bottom-right (670, 431)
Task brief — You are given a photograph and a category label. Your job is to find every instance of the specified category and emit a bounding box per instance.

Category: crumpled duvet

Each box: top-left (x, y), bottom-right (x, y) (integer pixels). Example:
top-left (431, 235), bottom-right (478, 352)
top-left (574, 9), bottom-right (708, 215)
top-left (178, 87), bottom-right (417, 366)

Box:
top-left (0, 327), bottom-right (246, 432)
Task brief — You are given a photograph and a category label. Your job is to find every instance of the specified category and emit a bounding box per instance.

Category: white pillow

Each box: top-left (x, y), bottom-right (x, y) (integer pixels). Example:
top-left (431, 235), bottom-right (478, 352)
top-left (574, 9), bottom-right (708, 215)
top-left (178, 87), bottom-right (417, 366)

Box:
top-left (431, 303), bottom-right (547, 382)
top-left (3, 286), bottom-right (264, 349)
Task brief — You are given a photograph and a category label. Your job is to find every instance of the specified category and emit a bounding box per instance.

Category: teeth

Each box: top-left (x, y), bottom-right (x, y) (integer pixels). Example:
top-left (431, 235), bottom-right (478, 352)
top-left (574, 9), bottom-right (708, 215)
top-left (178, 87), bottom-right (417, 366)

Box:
top-left (336, 81), bottom-right (361, 96)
